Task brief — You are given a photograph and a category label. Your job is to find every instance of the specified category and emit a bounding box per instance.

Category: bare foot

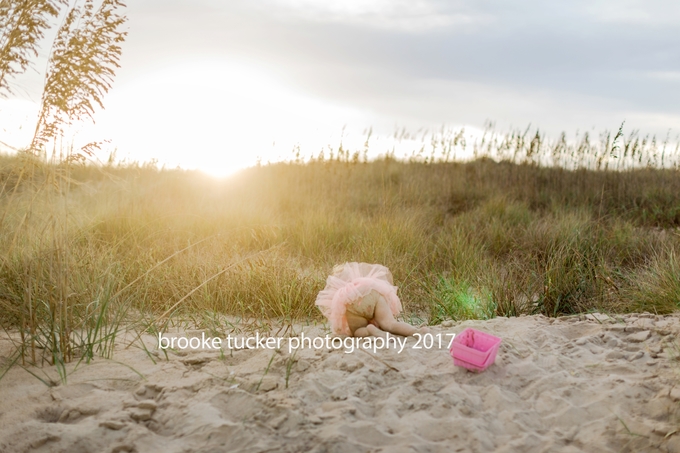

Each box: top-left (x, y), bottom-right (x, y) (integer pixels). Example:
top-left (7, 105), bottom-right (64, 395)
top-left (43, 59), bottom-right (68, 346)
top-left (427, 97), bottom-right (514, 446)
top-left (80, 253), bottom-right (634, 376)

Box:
top-left (366, 324), bottom-right (388, 338)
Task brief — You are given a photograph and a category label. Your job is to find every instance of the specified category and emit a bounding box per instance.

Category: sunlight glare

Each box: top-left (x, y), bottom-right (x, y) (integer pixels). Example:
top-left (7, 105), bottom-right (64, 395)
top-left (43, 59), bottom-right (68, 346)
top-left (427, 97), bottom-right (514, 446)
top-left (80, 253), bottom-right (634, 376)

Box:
top-left (93, 58), bottom-right (371, 176)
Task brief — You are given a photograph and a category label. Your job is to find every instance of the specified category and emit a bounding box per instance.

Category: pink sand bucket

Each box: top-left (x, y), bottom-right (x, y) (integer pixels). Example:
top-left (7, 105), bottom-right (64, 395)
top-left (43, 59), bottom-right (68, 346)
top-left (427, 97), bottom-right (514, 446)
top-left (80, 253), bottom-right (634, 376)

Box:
top-left (449, 328), bottom-right (502, 372)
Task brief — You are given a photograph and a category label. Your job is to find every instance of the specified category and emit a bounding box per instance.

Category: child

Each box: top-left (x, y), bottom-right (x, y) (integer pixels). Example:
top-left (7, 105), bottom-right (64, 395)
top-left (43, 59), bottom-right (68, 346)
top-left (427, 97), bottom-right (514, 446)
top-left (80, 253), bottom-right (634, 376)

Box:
top-left (315, 262), bottom-right (426, 337)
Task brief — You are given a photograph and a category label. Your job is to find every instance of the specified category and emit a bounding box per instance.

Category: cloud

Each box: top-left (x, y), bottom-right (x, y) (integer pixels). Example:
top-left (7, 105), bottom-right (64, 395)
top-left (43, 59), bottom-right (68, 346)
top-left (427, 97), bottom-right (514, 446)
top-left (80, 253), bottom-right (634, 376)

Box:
top-left (646, 71), bottom-right (680, 81)
top-left (583, 0), bottom-right (680, 25)
top-left (119, 0), bottom-right (677, 139)
top-left (262, 0), bottom-right (491, 32)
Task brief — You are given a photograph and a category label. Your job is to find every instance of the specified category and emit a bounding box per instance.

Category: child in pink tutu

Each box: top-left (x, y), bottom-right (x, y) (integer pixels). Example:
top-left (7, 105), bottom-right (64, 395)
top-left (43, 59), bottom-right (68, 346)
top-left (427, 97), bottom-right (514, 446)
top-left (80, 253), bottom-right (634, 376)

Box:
top-left (315, 262), bottom-right (426, 337)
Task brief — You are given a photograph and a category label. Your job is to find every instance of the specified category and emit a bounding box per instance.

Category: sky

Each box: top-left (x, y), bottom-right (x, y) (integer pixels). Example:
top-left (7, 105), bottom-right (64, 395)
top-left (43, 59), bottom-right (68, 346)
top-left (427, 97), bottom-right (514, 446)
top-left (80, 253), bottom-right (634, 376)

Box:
top-left (1, 0), bottom-right (679, 175)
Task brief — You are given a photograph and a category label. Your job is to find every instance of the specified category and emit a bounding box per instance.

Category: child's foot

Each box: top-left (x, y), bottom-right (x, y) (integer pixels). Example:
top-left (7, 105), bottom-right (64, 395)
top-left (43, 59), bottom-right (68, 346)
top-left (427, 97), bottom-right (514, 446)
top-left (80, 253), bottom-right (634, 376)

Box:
top-left (366, 324), bottom-right (388, 338)
top-left (416, 326), bottom-right (431, 335)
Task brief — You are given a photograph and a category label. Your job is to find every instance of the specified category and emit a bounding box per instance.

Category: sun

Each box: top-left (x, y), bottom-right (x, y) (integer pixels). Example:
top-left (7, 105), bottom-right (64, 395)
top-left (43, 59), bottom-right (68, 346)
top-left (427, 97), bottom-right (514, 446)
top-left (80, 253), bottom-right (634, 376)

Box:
top-left (89, 57), bottom-right (370, 175)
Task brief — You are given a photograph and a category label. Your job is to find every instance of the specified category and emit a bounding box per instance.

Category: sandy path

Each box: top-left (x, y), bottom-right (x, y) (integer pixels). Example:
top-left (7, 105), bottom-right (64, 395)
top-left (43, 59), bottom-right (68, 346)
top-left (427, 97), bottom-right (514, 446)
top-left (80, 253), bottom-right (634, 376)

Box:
top-left (1, 313), bottom-right (679, 453)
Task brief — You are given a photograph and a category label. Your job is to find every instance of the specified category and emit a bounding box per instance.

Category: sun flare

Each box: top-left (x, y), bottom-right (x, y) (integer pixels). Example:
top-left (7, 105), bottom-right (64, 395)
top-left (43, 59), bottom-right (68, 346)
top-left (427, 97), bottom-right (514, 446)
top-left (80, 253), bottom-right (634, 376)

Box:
top-left (87, 58), bottom-right (371, 175)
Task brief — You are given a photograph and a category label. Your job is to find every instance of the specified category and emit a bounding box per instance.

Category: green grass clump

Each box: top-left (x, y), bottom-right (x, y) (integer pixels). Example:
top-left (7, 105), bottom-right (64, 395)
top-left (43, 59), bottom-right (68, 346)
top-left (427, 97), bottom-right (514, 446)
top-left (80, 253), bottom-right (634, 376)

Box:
top-left (428, 278), bottom-right (494, 323)
top-left (623, 251), bottom-right (680, 314)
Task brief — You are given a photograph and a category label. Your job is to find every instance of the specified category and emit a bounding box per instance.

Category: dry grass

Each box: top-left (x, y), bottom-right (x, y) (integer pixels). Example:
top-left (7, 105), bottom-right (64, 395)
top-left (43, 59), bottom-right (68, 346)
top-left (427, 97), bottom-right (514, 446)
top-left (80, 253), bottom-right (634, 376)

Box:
top-left (1, 129), bottom-right (679, 371)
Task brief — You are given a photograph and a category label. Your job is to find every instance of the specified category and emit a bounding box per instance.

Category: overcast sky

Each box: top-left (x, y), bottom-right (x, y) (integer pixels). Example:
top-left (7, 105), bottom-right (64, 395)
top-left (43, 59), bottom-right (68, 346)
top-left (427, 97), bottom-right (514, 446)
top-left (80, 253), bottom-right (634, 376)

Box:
top-left (1, 0), bottom-right (679, 174)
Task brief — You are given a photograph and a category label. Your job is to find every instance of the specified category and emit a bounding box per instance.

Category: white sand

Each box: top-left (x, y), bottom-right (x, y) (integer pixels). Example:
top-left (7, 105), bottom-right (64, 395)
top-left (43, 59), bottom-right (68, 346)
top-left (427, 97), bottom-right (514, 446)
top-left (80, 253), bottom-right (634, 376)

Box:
top-left (1, 313), bottom-right (679, 453)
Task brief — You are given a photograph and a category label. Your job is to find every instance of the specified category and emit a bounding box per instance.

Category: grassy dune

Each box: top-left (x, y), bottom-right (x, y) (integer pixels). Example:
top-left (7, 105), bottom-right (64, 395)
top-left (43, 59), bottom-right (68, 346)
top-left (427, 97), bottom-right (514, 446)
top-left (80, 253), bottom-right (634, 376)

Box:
top-left (1, 147), bottom-right (680, 367)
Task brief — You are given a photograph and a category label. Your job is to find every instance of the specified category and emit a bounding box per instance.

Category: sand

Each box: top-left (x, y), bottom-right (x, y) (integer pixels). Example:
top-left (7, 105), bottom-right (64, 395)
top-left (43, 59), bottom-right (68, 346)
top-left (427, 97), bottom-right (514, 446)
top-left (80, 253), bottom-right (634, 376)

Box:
top-left (1, 313), bottom-right (679, 453)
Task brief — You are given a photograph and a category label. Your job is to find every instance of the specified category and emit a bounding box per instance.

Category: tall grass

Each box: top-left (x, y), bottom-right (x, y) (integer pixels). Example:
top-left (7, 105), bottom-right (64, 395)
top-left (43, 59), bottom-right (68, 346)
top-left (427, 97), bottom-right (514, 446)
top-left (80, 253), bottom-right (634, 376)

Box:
top-left (2, 0), bottom-right (678, 378)
top-left (1, 0), bottom-right (128, 377)
top-left (1, 124), bottom-right (680, 371)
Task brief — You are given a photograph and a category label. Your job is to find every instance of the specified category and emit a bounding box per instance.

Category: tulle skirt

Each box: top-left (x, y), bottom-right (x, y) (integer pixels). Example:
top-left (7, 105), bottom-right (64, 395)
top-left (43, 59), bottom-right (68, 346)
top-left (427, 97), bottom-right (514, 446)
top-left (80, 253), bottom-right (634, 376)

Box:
top-left (315, 263), bottom-right (402, 335)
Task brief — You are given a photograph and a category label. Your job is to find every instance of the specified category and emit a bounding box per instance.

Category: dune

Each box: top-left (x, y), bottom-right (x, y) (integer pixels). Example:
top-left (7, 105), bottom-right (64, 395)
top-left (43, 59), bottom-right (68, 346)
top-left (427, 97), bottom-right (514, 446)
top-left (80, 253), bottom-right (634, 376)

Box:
top-left (1, 313), bottom-right (679, 453)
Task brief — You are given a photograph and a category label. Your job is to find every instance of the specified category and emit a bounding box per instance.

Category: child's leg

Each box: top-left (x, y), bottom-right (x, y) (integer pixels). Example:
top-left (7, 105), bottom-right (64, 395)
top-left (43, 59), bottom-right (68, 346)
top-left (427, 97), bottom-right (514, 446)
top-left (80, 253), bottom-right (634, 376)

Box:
top-left (353, 324), bottom-right (387, 338)
top-left (350, 310), bottom-right (387, 338)
top-left (353, 326), bottom-right (370, 337)
top-left (373, 297), bottom-right (419, 337)
top-left (346, 312), bottom-right (368, 336)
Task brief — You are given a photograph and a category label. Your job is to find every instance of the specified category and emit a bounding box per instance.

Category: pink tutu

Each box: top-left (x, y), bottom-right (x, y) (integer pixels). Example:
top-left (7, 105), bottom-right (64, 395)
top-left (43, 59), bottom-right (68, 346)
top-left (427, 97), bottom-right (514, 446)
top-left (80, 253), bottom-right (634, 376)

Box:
top-left (315, 263), bottom-right (403, 335)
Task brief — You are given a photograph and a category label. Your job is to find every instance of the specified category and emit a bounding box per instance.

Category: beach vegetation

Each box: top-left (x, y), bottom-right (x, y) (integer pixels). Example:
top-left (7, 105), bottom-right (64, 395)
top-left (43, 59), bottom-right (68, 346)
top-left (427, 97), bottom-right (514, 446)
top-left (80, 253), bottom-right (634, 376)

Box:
top-left (2, 144), bottom-right (680, 374)
top-left (1, 0), bottom-right (679, 379)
